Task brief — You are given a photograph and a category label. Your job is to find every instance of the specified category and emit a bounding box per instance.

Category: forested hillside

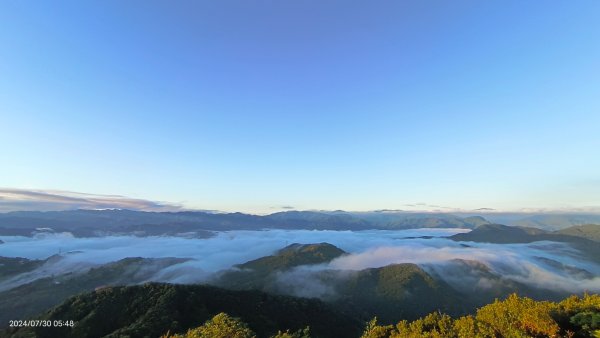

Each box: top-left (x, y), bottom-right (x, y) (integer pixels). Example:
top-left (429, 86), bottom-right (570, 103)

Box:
top-left (361, 293), bottom-right (600, 338)
top-left (0, 257), bottom-right (188, 327)
top-left (165, 293), bottom-right (600, 338)
top-left (3, 283), bottom-right (362, 338)
top-left (212, 244), bottom-right (464, 321)
top-left (5, 283), bottom-right (598, 338)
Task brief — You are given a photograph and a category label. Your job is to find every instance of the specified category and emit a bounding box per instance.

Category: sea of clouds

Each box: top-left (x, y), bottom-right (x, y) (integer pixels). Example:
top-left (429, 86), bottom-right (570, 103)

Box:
top-left (1, 228), bottom-right (598, 294)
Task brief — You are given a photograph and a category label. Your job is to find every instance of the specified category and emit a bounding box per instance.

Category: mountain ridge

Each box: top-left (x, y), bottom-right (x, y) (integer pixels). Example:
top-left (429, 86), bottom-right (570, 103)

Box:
top-left (0, 209), bottom-right (489, 237)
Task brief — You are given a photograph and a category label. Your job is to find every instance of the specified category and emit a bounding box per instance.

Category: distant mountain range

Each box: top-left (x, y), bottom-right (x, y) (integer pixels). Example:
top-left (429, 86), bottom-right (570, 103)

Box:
top-left (0, 209), bottom-right (489, 237)
top-left (480, 213), bottom-right (600, 231)
top-left (1, 209), bottom-right (598, 238)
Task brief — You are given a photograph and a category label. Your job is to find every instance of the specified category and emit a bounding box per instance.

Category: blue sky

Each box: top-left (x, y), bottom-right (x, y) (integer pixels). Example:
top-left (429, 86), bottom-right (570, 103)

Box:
top-left (1, 1), bottom-right (599, 213)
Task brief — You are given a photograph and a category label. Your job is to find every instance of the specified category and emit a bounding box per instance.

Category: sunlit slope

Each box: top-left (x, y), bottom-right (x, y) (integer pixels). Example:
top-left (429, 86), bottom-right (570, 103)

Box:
top-left (450, 223), bottom-right (600, 263)
top-left (556, 224), bottom-right (600, 242)
top-left (213, 243), bottom-right (462, 322)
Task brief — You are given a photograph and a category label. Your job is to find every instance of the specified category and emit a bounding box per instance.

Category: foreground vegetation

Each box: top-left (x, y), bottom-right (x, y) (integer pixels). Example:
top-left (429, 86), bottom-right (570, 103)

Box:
top-left (361, 293), bottom-right (600, 338)
top-left (161, 313), bottom-right (311, 338)
top-left (160, 294), bottom-right (600, 338)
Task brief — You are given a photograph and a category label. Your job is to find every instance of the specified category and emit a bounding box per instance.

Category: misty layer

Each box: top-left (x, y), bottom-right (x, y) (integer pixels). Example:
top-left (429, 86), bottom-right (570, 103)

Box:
top-left (1, 228), bottom-right (598, 297)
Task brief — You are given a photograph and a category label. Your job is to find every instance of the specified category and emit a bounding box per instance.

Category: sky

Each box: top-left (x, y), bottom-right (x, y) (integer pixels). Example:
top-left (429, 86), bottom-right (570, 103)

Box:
top-left (1, 1), bottom-right (599, 214)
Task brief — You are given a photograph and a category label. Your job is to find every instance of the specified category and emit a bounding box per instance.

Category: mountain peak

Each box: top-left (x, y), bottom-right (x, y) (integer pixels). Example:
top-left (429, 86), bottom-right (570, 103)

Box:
top-left (237, 243), bottom-right (346, 273)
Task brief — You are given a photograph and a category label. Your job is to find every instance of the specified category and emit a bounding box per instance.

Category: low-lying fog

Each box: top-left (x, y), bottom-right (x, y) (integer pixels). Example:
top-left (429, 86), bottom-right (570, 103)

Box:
top-left (1, 228), bottom-right (599, 294)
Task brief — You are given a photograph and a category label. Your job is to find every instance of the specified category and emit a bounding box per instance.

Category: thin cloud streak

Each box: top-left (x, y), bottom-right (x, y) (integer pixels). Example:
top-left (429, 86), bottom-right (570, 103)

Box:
top-left (0, 188), bottom-right (182, 212)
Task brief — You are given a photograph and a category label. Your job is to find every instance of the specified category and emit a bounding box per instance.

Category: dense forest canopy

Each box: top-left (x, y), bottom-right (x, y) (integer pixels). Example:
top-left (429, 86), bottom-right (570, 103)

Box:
top-left (160, 294), bottom-right (600, 338)
top-left (4, 284), bottom-right (599, 338)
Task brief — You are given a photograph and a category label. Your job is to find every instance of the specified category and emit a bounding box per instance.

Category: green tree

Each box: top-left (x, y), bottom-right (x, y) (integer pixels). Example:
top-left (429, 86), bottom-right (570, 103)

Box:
top-left (271, 326), bottom-right (311, 338)
top-left (164, 312), bottom-right (256, 338)
top-left (360, 317), bottom-right (395, 338)
top-left (475, 293), bottom-right (559, 337)
top-left (452, 315), bottom-right (494, 338)
top-left (570, 311), bottom-right (600, 337)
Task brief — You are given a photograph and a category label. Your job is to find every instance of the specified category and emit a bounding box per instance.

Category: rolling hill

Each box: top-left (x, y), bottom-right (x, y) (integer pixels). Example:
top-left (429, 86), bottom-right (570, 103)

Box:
top-left (556, 224), bottom-right (600, 242)
top-left (449, 223), bottom-right (600, 264)
top-left (3, 283), bottom-right (362, 338)
top-left (213, 243), bottom-right (463, 323)
top-left (0, 257), bottom-right (187, 328)
top-left (0, 257), bottom-right (45, 282)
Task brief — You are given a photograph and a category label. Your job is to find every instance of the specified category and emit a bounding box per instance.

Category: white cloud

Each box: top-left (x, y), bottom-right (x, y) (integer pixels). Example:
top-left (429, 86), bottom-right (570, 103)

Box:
top-left (0, 188), bottom-right (182, 212)
top-left (0, 228), bottom-right (598, 295)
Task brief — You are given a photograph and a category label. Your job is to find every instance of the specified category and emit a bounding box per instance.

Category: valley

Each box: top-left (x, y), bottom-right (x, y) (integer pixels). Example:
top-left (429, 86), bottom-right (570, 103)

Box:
top-left (1, 214), bottom-right (598, 337)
